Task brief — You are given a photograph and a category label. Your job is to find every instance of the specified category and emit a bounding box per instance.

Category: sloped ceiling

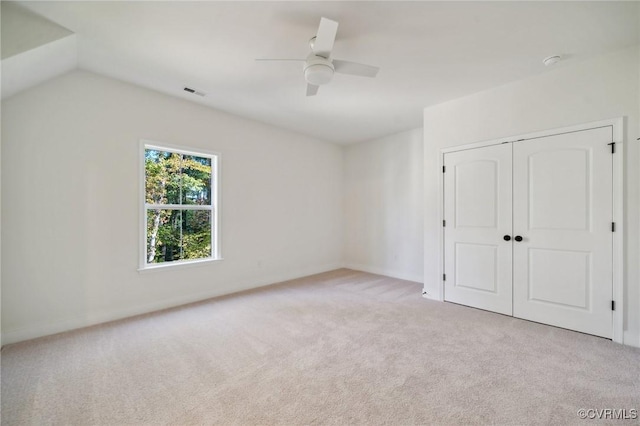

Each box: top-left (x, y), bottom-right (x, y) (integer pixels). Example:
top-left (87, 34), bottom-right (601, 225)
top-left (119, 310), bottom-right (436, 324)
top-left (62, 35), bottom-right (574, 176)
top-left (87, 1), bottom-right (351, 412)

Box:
top-left (1, 1), bottom-right (77, 99)
top-left (1, 1), bottom-right (72, 59)
top-left (5, 1), bottom-right (640, 144)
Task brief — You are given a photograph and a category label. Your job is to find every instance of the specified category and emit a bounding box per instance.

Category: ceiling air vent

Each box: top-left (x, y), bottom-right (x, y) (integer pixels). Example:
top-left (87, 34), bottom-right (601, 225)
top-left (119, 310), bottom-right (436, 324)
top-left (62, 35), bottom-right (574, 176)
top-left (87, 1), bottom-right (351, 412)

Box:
top-left (183, 87), bottom-right (206, 97)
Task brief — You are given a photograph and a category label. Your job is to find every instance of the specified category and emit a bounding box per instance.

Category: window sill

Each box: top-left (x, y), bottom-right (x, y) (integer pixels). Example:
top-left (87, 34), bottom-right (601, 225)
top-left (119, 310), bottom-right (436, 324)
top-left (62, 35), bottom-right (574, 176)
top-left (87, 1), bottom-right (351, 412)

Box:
top-left (138, 257), bottom-right (223, 274)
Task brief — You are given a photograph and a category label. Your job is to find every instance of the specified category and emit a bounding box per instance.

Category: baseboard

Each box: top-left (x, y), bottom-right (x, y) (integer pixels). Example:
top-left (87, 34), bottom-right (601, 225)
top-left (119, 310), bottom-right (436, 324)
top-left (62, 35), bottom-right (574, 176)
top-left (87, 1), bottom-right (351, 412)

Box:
top-left (343, 262), bottom-right (422, 283)
top-left (1, 262), bottom-right (343, 346)
top-left (421, 291), bottom-right (442, 301)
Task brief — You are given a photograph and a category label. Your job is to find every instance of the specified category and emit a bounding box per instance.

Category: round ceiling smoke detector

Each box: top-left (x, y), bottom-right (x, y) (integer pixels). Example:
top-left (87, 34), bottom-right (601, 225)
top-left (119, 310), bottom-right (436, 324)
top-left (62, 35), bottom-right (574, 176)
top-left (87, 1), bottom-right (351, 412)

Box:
top-left (543, 55), bottom-right (562, 66)
top-left (303, 54), bottom-right (334, 85)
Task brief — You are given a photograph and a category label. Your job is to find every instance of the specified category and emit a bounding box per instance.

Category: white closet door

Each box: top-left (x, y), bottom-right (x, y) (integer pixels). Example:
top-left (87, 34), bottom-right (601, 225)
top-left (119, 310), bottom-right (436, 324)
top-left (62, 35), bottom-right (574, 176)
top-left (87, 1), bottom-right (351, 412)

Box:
top-left (512, 127), bottom-right (613, 338)
top-left (443, 144), bottom-right (513, 316)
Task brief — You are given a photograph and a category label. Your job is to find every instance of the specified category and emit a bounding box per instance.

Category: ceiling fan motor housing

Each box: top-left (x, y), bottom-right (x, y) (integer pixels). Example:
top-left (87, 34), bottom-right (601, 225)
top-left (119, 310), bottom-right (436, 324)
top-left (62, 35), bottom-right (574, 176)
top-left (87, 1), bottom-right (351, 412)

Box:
top-left (304, 54), bottom-right (334, 85)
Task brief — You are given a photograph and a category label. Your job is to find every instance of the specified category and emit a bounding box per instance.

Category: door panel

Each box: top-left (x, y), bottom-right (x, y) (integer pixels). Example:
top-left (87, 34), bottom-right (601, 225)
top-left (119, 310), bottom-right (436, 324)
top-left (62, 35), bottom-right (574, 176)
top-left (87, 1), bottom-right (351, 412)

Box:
top-left (528, 148), bottom-right (590, 231)
top-left (455, 243), bottom-right (498, 293)
top-left (455, 160), bottom-right (498, 228)
top-left (512, 127), bottom-right (613, 338)
top-left (527, 248), bottom-right (590, 309)
top-left (444, 144), bottom-right (512, 315)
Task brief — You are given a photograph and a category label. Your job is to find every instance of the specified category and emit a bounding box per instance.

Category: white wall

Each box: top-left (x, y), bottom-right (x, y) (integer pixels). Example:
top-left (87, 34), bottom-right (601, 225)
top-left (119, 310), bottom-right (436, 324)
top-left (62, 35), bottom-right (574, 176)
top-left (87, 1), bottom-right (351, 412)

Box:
top-left (1, 70), bottom-right (343, 345)
top-left (344, 128), bottom-right (423, 282)
top-left (423, 46), bottom-right (640, 347)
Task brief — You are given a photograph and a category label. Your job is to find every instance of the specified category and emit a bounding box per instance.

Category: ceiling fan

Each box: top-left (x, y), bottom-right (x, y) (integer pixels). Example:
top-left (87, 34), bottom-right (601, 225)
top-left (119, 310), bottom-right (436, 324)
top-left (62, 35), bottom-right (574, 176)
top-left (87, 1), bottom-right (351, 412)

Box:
top-left (256, 17), bottom-right (379, 96)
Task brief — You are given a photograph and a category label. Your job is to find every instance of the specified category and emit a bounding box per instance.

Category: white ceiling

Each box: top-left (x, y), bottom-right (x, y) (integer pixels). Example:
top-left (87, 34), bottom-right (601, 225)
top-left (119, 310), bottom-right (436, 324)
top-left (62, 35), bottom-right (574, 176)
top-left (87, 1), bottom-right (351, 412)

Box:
top-left (15, 1), bottom-right (640, 144)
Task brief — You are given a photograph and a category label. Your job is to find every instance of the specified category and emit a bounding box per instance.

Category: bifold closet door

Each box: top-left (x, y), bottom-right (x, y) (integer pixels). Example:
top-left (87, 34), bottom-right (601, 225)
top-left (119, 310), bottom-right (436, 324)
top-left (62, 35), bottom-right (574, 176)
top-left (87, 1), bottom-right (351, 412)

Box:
top-left (443, 144), bottom-right (513, 316)
top-left (512, 127), bottom-right (613, 338)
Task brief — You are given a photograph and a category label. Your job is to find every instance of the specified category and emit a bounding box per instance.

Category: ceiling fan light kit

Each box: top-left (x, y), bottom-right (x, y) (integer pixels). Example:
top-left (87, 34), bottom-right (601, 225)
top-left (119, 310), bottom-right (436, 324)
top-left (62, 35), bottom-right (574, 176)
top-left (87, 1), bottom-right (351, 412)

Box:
top-left (257, 17), bottom-right (379, 96)
top-left (303, 54), bottom-right (334, 86)
top-left (304, 64), bottom-right (334, 86)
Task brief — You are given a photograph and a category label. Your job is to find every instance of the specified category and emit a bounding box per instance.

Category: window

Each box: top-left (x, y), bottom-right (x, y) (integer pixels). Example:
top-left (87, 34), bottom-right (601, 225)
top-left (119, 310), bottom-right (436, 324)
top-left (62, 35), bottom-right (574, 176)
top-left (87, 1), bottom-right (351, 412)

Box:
top-left (141, 141), bottom-right (220, 270)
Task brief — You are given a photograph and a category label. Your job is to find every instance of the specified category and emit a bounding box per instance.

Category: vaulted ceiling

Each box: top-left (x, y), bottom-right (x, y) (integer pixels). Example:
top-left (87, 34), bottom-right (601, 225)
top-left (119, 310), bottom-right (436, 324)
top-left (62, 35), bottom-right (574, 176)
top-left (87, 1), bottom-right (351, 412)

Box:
top-left (4, 1), bottom-right (639, 144)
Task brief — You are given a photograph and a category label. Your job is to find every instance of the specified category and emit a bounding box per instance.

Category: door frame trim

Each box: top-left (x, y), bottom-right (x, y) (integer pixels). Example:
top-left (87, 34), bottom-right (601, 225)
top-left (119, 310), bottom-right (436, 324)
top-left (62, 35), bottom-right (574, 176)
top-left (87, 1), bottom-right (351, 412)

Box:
top-left (437, 118), bottom-right (625, 344)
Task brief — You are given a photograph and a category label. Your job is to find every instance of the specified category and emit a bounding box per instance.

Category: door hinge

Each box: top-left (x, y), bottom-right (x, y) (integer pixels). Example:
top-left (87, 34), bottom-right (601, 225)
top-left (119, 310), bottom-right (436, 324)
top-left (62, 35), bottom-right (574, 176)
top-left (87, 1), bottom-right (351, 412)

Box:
top-left (443, 274), bottom-right (446, 281)
top-left (442, 166), bottom-right (446, 173)
top-left (611, 300), bottom-right (615, 311)
top-left (608, 142), bottom-right (616, 154)
top-left (443, 220), bottom-right (446, 227)
top-left (611, 222), bottom-right (616, 232)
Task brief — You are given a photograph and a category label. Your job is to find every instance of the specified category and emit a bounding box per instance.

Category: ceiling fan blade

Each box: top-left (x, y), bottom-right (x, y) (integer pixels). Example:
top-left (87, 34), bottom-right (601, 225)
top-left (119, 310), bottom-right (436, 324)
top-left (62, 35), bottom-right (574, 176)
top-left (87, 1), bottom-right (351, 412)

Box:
top-left (333, 59), bottom-right (379, 78)
top-left (255, 58), bottom-right (305, 62)
top-left (312, 17), bottom-right (338, 58)
top-left (306, 83), bottom-right (319, 96)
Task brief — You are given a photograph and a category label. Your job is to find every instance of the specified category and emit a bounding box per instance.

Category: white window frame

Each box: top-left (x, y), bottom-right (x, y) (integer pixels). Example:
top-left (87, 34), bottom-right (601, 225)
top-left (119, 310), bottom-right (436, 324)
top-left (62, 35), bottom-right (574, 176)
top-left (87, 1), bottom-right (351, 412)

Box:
top-left (139, 140), bottom-right (221, 271)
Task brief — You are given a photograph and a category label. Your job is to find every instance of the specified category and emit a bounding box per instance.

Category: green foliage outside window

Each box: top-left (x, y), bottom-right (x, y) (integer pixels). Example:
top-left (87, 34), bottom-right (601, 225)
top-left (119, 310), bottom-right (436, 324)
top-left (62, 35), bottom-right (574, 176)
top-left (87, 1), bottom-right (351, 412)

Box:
top-left (145, 148), bottom-right (214, 264)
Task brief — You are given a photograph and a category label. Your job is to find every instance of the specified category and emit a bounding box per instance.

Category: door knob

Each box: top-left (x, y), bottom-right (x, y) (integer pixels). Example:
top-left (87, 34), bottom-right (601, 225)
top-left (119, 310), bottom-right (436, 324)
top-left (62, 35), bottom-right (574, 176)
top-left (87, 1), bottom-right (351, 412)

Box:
top-left (514, 235), bottom-right (523, 242)
top-left (503, 235), bottom-right (511, 241)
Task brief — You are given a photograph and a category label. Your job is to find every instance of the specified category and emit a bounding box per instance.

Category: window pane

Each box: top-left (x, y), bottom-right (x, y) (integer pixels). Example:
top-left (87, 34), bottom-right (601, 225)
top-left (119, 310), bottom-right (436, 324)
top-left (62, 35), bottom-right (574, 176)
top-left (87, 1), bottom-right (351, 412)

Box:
top-left (146, 209), bottom-right (211, 264)
top-left (181, 209), bottom-right (212, 259)
top-left (181, 155), bottom-right (212, 205)
top-left (146, 209), bottom-right (177, 263)
top-left (144, 149), bottom-right (181, 205)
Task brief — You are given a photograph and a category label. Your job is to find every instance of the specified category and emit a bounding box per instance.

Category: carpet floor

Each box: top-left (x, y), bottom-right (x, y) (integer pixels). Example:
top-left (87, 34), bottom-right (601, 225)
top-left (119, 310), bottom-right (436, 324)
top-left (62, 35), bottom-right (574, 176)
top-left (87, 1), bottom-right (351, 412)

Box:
top-left (2, 269), bottom-right (639, 425)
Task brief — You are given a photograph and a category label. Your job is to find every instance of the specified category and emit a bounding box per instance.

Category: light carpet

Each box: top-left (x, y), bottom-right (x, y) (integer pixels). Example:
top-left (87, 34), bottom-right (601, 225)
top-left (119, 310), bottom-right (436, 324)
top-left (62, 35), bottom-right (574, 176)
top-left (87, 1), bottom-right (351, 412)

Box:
top-left (2, 269), bottom-right (639, 425)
